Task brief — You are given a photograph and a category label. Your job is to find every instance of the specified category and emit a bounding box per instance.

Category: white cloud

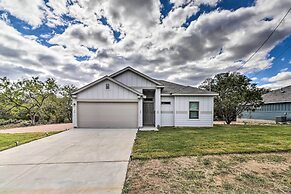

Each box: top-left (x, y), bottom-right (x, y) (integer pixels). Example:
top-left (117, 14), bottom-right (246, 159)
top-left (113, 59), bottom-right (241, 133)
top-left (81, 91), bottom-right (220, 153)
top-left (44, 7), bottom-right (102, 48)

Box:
top-left (0, 21), bottom-right (97, 85)
top-left (0, 0), bottom-right (291, 88)
top-left (261, 71), bottom-right (291, 89)
top-left (163, 5), bottom-right (199, 28)
top-left (264, 71), bottom-right (291, 82)
top-left (171, 0), bottom-right (219, 8)
top-left (49, 23), bottom-right (115, 50)
top-left (0, 0), bottom-right (46, 26)
top-left (280, 68), bottom-right (288, 72)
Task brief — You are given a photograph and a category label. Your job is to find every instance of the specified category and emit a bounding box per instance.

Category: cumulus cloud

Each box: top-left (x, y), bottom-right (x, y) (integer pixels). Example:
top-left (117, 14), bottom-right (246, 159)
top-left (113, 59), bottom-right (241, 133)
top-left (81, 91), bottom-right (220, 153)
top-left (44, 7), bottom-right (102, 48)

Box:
top-left (0, 20), bottom-right (95, 85)
top-left (261, 71), bottom-right (291, 89)
top-left (171, 0), bottom-right (219, 8)
top-left (263, 71), bottom-right (291, 82)
top-left (0, 0), bottom-right (290, 88)
top-left (280, 68), bottom-right (288, 72)
top-left (0, 0), bottom-right (46, 26)
top-left (0, 64), bottom-right (42, 80)
top-left (163, 5), bottom-right (199, 28)
top-left (49, 23), bottom-right (115, 49)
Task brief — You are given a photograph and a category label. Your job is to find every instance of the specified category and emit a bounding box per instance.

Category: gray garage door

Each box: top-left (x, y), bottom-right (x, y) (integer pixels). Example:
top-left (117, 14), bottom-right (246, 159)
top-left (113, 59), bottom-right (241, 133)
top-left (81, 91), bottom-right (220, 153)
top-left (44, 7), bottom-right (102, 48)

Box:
top-left (77, 102), bottom-right (138, 128)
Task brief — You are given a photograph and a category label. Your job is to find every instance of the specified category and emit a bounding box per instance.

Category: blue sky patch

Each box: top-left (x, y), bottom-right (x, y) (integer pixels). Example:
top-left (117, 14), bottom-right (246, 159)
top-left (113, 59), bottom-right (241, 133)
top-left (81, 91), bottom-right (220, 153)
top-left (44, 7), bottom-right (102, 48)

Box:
top-left (74, 55), bottom-right (90, 62)
top-left (0, 10), bottom-right (81, 47)
top-left (160, 0), bottom-right (174, 21)
top-left (98, 16), bottom-right (122, 42)
top-left (248, 35), bottom-right (291, 83)
top-left (181, 0), bottom-right (256, 28)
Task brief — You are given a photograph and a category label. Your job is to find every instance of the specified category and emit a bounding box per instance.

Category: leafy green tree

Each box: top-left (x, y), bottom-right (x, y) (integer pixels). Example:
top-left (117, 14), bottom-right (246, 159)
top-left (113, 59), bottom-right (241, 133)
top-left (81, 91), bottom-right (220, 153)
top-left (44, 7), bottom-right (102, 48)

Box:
top-left (199, 72), bottom-right (268, 124)
top-left (39, 95), bottom-right (60, 123)
top-left (60, 85), bottom-right (77, 122)
top-left (0, 77), bottom-right (58, 125)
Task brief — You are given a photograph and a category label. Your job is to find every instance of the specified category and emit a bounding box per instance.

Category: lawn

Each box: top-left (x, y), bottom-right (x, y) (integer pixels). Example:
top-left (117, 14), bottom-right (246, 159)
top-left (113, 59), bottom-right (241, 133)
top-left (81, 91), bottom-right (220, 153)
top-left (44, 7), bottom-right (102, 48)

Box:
top-left (132, 124), bottom-right (291, 159)
top-left (125, 125), bottom-right (291, 193)
top-left (124, 152), bottom-right (291, 194)
top-left (0, 132), bottom-right (61, 151)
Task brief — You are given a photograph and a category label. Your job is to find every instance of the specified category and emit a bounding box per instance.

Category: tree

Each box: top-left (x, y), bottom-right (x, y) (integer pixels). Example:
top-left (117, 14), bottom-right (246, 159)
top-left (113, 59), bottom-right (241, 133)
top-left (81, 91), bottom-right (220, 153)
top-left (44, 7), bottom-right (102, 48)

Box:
top-left (0, 77), bottom-right (58, 125)
top-left (199, 72), bottom-right (268, 124)
top-left (59, 85), bottom-right (77, 122)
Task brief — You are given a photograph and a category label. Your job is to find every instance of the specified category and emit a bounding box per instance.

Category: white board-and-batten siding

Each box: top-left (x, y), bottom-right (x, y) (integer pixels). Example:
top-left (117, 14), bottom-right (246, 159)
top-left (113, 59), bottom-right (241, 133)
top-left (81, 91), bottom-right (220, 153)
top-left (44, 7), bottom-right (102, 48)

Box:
top-left (161, 96), bottom-right (174, 126)
top-left (77, 80), bottom-right (138, 100)
top-left (175, 96), bottom-right (214, 127)
top-left (114, 70), bottom-right (156, 90)
top-left (160, 96), bottom-right (214, 127)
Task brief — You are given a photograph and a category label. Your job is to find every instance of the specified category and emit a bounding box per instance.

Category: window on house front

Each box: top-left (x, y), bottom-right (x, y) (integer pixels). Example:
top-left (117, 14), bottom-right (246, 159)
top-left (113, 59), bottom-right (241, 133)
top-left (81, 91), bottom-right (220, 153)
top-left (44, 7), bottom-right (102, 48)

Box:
top-left (189, 102), bottom-right (199, 119)
top-left (105, 83), bottom-right (110, 89)
top-left (162, 101), bottom-right (171, 105)
top-left (144, 98), bottom-right (153, 102)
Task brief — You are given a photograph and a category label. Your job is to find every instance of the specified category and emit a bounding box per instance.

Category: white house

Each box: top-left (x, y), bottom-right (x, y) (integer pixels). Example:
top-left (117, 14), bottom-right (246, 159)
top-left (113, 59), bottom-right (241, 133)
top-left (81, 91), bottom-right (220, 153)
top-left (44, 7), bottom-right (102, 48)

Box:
top-left (72, 66), bottom-right (218, 129)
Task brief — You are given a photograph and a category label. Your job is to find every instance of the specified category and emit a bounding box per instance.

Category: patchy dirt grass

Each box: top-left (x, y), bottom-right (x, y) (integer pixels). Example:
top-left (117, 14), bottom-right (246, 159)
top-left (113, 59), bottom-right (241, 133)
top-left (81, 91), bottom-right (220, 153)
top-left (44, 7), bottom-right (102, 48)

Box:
top-left (123, 152), bottom-right (291, 194)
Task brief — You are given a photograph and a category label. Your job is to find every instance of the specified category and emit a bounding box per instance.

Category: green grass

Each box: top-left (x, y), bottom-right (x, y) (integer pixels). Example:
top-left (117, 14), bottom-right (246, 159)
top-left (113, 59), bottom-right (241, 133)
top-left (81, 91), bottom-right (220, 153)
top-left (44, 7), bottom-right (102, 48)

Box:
top-left (0, 131), bottom-right (61, 151)
top-left (132, 125), bottom-right (291, 159)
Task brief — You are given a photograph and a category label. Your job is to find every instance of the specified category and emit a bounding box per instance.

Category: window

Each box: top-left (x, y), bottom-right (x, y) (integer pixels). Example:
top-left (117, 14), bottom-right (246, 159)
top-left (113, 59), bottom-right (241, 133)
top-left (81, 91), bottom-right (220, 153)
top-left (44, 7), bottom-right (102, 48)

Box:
top-left (162, 101), bottom-right (171, 105)
top-left (144, 98), bottom-right (153, 102)
top-left (105, 83), bottom-right (110, 89)
top-left (189, 102), bottom-right (199, 119)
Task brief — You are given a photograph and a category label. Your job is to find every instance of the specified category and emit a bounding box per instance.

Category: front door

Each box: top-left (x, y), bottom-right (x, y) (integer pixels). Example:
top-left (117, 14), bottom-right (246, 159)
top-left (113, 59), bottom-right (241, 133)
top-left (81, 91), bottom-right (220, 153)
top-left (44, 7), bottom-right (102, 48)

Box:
top-left (143, 101), bottom-right (155, 126)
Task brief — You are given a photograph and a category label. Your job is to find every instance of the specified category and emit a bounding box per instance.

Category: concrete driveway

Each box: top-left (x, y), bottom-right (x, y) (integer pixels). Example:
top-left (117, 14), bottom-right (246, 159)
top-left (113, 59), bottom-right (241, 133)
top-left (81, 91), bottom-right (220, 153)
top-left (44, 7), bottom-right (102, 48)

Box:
top-left (0, 128), bottom-right (137, 194)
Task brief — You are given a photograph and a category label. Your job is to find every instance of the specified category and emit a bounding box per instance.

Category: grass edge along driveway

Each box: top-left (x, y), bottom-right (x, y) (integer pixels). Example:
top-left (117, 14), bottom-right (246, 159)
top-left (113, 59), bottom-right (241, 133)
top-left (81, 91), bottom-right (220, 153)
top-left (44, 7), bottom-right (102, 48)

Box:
top-left (132, 124), bottom-right (291, 159)
top-left (0, 131), bottom-right (62, 151)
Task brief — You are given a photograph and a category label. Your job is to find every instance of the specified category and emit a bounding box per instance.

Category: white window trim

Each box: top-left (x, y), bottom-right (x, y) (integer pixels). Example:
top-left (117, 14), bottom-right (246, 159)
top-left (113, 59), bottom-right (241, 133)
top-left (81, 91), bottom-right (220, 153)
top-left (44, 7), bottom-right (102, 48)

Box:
top-left (188, 101), bottom-right (200, 120)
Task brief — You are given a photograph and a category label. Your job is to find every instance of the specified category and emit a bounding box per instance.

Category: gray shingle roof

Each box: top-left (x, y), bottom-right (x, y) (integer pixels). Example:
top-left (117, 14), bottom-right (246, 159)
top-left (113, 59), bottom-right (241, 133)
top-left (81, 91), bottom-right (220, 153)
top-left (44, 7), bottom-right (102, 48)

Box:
top-left (263, 85), bottom-right (291, 103)
top-left (155, 80), bottom-right (218, 95)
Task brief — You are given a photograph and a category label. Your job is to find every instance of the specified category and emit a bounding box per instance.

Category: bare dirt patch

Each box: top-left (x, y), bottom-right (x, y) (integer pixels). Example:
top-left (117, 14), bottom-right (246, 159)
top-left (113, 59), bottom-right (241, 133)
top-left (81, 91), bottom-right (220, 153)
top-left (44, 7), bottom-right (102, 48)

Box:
top-left (123, 152), bottom-right (291, 194)
top-left (0, 123), bottom-right (72, 133)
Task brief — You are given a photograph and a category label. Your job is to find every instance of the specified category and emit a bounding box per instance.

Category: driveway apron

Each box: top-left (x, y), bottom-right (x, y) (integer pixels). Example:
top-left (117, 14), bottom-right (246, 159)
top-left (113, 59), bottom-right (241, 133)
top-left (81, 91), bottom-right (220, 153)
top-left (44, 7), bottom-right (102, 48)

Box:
top-left (0, 128), bottom-right (137, 194)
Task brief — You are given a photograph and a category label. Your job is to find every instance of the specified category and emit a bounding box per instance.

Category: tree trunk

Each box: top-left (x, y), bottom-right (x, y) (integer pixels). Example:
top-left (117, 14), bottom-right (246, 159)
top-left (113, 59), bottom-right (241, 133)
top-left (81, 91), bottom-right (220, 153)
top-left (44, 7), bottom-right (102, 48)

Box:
top-left (30, 114), bottom-right (36, 125)
top-left (226, 120), bottom-right (232, 124)
top-left (225, 116), bottom-right (232, 124)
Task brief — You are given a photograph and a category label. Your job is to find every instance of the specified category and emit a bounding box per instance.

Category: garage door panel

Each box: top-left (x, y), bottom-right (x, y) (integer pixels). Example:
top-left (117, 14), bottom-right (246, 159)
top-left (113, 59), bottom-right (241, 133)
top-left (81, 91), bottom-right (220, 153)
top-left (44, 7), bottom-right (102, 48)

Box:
top-left (77, 102), bottom-right (138, 128)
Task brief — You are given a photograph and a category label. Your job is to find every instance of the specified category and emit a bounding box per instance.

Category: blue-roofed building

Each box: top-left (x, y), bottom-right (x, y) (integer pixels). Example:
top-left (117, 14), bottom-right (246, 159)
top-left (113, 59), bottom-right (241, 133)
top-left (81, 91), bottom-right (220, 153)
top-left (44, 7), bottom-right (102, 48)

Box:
top-left (239, 85), bottom-right (291, 123)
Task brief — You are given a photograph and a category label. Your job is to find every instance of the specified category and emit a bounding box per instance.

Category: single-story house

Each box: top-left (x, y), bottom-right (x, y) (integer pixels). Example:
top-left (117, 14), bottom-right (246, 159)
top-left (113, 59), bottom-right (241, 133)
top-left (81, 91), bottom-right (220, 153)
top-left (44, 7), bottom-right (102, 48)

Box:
top-left (239, 85), bottom-right (291, 122)
top-left (72, 66), bottom-right (218, 129)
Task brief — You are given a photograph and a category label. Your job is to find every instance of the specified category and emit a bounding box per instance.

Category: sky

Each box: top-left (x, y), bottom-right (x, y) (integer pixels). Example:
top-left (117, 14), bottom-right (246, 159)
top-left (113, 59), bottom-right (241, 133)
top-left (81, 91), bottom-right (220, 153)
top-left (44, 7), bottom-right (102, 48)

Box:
top-left (0, 0), bottom-right (290, 89)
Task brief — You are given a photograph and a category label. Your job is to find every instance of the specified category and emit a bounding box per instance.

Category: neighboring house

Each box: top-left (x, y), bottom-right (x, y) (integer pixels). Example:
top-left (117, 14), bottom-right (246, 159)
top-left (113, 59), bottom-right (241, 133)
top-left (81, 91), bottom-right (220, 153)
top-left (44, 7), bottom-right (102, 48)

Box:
top-left (239, 85), bottom-right (291, 122)
top-left (72, 66), bottom-right (218, 128)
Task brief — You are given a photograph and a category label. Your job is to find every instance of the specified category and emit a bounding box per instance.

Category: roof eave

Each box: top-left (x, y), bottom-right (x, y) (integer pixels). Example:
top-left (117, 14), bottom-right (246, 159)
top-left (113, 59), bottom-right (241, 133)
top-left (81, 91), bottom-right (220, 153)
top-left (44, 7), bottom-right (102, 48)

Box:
top-left (72, 76), bottom-right (109, 95)
top-left (263, 100), bottom-right (291, 104)
top-left (161, 93), bottom-right (219, 96)
top-left (72, 76), bottom-right (143, 96)
top-left (110, 66), bottom-right (163, 86)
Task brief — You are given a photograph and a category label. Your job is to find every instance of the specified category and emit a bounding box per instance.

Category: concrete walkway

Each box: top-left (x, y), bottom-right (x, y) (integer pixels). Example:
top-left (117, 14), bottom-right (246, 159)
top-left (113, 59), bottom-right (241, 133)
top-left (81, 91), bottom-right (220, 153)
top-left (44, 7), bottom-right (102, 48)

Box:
top-left (0, 128), bottom-right (137, 194)
top-left (0, 123), bottom-right (73, 134)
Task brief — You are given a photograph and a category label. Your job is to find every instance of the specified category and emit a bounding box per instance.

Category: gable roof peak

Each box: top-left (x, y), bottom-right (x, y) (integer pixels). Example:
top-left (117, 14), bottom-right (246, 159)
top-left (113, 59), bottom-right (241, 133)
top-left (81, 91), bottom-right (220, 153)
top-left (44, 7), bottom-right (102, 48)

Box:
top-left (72, 75), bottom-right (143, 96)
top-left (110, 66), bottom-right (163, 86)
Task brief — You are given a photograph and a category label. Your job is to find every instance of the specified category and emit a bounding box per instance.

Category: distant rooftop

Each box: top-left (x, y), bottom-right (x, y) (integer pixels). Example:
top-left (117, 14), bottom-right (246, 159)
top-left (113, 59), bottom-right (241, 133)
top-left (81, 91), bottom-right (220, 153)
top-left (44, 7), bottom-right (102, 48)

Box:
top-left (263, 85), bottom-right (291, 103)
